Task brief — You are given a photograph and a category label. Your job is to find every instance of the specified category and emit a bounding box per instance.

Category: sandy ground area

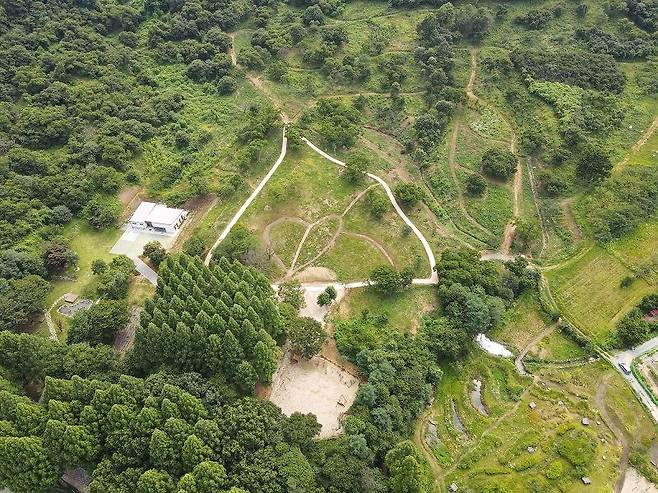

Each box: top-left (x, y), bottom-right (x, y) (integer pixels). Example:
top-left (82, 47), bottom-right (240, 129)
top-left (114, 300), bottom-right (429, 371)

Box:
top-left (269, 350), bottom-right (360, 438)
top-left (621, 468), bottom-right (658, 493)
top-left (267, 282), bottom-right (359, 437)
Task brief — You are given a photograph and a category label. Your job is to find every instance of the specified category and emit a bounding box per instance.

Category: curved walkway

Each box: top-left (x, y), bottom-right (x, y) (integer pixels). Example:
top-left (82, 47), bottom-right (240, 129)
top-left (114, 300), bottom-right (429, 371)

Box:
top-left (45, 295), bottom-right (66, 340)
top-left (302, 137), bottom-right (438, 284)
top-left (205, 127), bottom-right (288, 265)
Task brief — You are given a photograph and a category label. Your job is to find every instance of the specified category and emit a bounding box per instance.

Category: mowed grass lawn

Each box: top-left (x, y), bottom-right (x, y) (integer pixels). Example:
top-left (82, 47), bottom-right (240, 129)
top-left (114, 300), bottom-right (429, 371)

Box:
top-left (546, 244), bottom-right (655, 345)
top-left (35, 220), bottom-right (121, 339)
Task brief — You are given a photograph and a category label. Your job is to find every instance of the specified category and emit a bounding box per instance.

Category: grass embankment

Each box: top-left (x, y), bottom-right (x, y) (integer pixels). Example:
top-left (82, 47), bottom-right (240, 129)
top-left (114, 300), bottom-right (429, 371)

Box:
top-left (336, 285), bottom-right (437, 335)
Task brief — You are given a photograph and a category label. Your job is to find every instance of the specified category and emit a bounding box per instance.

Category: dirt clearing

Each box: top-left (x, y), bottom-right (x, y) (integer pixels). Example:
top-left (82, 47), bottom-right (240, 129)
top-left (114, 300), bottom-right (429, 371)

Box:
top-left (269, 350), bottom-right (360, 438)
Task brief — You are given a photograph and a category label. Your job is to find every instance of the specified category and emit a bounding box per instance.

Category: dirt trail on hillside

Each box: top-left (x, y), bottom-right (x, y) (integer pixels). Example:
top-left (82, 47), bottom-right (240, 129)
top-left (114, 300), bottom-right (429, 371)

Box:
top-left (561, 198), bottom-right (582, 242)
top-left (359, 130), bottom-right (474, 248)
top-left (525, 157), bottom-right (549, 258)
top-left (228, 33), bottom-right (237, 65)
top-left (286, 185), bottom-right (386, 277)
top-left (467, 48), bottom-right (524, 255)
top-left (618, 115), bottom-right (658, 167)
top-left (229, 33), bottom-right (291, 124)
top-left (515, 325), bottom-right (555, 375)
top-left (323, 91), bottom-right (426, 99)
top-left (447, 116), bottom-right (494, 238)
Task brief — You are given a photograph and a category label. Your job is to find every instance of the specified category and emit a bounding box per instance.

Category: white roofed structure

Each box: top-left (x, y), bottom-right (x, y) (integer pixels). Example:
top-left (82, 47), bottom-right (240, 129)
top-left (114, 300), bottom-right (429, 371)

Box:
top-left (128, 201), bottom-right (187, 234)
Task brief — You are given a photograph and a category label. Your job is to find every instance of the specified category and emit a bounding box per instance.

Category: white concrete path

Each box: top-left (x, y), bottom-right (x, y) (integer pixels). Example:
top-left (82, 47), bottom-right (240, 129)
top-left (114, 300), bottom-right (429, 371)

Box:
top-left (302, 138), bottom-right (438, 285)
top-left (205, 127), bottom-right (288, 265)
top-left (132, 256), bottom-right (158, 286)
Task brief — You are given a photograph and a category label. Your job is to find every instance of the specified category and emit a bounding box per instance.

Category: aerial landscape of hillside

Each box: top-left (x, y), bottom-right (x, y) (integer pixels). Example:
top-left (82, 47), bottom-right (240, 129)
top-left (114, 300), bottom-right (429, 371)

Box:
top-left (0, 0), bottom-right (657, 491)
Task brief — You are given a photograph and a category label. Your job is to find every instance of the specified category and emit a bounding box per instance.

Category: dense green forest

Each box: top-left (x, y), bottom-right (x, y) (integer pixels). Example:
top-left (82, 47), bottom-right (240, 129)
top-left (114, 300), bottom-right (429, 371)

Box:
top-left (1, 0), bottom-right (657, 491)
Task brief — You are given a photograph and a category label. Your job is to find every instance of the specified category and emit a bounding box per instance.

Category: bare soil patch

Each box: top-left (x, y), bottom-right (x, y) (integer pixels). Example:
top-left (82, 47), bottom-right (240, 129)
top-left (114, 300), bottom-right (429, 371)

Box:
top-left (620, 467), bottom-right (658, 493)
top-left (293, 266), bottom-right (338, 283)
top-left (269, 350), bottom-right (360, 438)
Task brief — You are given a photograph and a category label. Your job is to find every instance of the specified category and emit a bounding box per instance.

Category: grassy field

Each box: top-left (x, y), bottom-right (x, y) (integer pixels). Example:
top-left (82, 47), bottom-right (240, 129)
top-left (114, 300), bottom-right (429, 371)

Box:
top-left (268, 219), bottom-right (308, 267)
top-left (315, 233), bottom-right (390, 281)
top-left (546, 244), bottom-right (655, 345)
top-left (34, 220), bottom-right (122, 340)
top-left (491, 292), bottom-right (555, 354)
top-left (335, 285), bottom-right (437, 334)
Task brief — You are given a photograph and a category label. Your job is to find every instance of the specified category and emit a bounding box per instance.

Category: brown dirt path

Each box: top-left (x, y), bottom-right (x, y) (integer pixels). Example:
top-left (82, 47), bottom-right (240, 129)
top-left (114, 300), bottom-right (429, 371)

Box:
top-left (618, 115), bottom-right (658, 168)
top-left (466, 47), bottom-right (524, 256)
top-left (560, 197), bottom-right (582, 242)
top-left (113, 306), bottom-right (141, 353)
top-left (595, 373), bottom-right (635, 493)
top-left (525, 157), bottom-right (549, 258)
top-left (447, 111), bottom-right (495, 238)
top-left (229, 33), bottom-right (291, 123)
top-left (514, 325), bottom-right (556, 375)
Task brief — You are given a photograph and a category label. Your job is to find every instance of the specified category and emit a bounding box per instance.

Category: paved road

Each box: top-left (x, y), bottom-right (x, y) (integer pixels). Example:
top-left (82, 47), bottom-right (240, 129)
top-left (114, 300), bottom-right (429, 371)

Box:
top-left (302, 138), bottom-right (438, 284)
top-left (205, 127), bottom-right (288, 265)
top-left (132, 256), bottom-right (158, 286)
top-left (611, 334), bottom-right (658, 423)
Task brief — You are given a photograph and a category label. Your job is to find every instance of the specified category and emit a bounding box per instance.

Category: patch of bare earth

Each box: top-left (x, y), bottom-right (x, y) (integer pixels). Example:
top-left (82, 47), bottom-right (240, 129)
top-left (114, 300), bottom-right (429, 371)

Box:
top-left (620, 468), bottom-right (658, 493)
top-left (268, 350), bottom-right (360, 438)
top-left (293, 266), bottom-right (338, 283)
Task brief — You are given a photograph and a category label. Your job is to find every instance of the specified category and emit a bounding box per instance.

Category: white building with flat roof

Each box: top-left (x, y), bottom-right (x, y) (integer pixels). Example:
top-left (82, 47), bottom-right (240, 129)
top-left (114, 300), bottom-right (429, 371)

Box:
top-left (128, 201), bottom-right (187, 234)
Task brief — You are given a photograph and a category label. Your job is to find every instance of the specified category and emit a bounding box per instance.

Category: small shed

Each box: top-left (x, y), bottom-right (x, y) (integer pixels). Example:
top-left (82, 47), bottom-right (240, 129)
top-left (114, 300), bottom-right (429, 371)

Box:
top-left (582, 417), bottom-right (590, 426)
top-left (449, 483), bottom-right (459, 492)
top-left (63, 292), bottom-right (79, 304)
top-left (581, 477), bottom-right (592, 485)
top-left (529, 401), bottom-right (537, 409)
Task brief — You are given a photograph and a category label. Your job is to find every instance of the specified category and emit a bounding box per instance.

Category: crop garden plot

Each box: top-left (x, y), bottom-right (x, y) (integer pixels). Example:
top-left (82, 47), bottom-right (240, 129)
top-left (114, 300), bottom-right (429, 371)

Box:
top-left (269, 351), bottom-right (360, 438)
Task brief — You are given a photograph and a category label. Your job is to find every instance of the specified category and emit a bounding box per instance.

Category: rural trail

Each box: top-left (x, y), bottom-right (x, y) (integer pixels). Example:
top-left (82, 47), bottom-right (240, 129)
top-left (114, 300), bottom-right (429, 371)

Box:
top-left (467, 47), bottom-right (526, 256)
top-left (413, 407), bottom-right (444, 493)
top-left (360, 128), bottom-right (476, 250)
top-left (617, 115), bottom-right (658, 167)
top-left (525, 157), bottom-right (549, 257)
top-left (286, 184), bottom-right (394, 277)
top-left (302, 137), bottom-right (438, 284)
top-left (514, 324), bottom-right (555, 375)
top-left (447, 49), bottom-right (496, 241)
top-left (595, 373), bottom-right (634, 493)
top-left (205, 127), bottom-right (288, 265)
top-left (45, 294), bottom-right (66, 340)
top-left (228, 32), bottom-right (291, 123)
